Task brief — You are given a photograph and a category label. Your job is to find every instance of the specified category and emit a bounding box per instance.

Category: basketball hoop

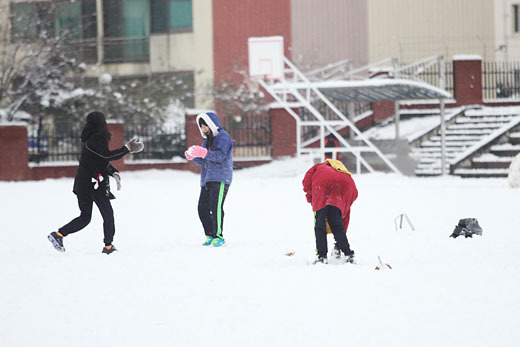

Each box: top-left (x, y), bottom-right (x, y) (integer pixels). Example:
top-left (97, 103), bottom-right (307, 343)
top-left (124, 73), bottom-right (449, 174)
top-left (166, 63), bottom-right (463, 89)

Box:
top-left (248, 36), bottom-right (284, 80)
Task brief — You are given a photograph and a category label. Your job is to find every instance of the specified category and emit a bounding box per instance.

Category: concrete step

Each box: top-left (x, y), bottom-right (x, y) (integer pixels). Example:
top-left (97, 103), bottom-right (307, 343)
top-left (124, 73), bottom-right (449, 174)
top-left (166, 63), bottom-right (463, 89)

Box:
top-left (472, 154), bottom-right (513, 169)
top-left (489, 144), bottom-right (520, 157)
top-left (452, 168), bottom-right (509, 178)
top-left (445, 129), bottom-right (493, 136)
top-left (429, 135), bottom-right (482, 142)
top-left (412, 147), bottom-right (461, 154)
top-left (455, 116), bottom-right (515, 124)
top-left (420, 140), bottom-right (475, 148)
top-left (510, 132), bottom-right (520, 145)
top-left (418, 154), bottom-right (457, 161)
top-left (415, 166), bottom-right (450, 176)
top-left (464, 112), bottom-right (520, 119)
top-left (449, 122), bottom-right (503, 130)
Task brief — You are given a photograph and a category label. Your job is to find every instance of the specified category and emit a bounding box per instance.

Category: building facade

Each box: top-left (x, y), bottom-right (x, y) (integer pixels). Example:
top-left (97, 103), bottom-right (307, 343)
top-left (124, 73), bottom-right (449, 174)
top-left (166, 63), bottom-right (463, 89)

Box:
top-left (1, 0), bottom-right (370, 112)
top-left (3, 0), bottom-right (520, 114)
top-left (368, 0), bottom-right (520, 64)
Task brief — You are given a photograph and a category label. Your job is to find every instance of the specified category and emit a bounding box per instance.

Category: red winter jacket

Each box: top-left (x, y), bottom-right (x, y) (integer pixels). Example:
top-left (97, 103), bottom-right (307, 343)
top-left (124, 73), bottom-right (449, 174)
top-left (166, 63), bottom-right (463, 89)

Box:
top-left (302, 162), bottom-right (358, 231)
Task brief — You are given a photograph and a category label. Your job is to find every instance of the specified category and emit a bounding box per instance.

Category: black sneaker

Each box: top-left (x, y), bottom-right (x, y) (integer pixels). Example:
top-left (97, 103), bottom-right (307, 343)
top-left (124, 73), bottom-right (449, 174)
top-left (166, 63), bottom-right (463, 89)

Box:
top-left (344, 249), bottom-right (355, 263)
top-left (313, 256), bottom-right (328, 265)
top-left (48, 232), bottom-right (65, 252)
top-left (332, 244), bottom-right (342, 259)
top-left (102, 245), bottom-right (117, 255)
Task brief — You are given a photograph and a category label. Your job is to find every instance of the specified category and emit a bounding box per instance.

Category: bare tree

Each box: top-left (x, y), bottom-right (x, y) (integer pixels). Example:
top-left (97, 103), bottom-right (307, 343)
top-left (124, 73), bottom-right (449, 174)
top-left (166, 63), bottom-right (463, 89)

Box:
top-left (64, 71), bottom-right (195, 130)
top-left (0, 2), bottom-right (84, 122)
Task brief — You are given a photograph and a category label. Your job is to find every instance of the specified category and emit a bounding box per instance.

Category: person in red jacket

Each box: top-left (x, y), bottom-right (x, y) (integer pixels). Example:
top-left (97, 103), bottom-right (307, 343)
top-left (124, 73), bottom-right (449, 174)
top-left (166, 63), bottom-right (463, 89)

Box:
top-left (302, 159), bottom-right (358, 264)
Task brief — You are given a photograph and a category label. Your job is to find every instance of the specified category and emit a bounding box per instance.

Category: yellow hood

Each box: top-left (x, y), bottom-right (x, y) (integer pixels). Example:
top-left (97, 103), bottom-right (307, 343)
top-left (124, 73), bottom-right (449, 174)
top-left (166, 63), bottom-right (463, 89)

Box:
top-left (325, 159), bottom-right (351, 175)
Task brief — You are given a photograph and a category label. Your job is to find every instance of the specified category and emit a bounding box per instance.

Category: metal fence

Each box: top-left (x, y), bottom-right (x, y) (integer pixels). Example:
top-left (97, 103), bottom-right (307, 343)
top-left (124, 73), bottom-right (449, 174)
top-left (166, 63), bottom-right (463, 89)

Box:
top-left (224, 113), bottom-right (272, 158)
top-left (483, 61), bottom-right (520, 100)
top-left (398, 61), bottom-right (454, 94)
top-left (28, 126), bottom-right (82, 164)
top-left (27, 113), bottom-right (273, 164)
top-left (125, 124), bottom-right (185, 161)
top-left (299, 100), bottom-right (372, 142)
top-left (66, 38), bottom-right (98, 64)
top-left (27, 123), bottom-right (186, 164)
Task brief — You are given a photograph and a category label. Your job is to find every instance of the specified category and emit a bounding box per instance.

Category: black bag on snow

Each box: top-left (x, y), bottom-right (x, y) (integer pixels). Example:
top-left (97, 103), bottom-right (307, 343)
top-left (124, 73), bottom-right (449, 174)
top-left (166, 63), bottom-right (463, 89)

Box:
top-left (450, 218), bottom-right (483, 238)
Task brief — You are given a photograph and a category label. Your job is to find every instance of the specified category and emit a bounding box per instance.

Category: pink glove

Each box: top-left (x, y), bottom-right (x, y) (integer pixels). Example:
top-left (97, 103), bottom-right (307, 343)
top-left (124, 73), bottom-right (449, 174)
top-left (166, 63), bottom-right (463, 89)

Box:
top-left (184, 150), bottom-right (195, 160)
top-left (191, 145), bottom-right (208, 158)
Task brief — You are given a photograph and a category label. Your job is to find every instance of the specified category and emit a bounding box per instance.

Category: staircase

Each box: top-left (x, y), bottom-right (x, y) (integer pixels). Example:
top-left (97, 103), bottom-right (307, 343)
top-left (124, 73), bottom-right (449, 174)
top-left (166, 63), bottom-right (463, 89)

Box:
top-left (412, 106), bottom-right (520, 176)
top-left (452, 131), bottom-right (520, 177)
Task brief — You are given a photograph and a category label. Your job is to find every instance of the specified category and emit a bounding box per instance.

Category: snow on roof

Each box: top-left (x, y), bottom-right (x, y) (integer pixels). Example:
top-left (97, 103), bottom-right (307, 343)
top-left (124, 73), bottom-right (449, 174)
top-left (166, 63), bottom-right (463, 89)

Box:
top-left (453, 54), bottom-right (482, 61)
top-left (274, 78), bottom-right (451, 101)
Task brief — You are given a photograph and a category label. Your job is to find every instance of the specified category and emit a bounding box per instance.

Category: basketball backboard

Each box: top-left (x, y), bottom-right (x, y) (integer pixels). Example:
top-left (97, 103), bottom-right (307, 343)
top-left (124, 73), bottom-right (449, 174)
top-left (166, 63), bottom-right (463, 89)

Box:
top-left (248, 36), bottom-right (284, 80)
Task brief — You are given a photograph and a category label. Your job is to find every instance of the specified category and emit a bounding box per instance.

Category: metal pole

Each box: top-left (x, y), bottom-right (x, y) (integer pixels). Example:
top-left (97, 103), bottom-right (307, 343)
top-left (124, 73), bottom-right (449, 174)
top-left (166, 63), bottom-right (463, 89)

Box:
top-left (96, 0), bottom-right (104, 65)
top-left (392, 57), bottom-right (400, 140)
top-left (356, 151), bottom-right (361, 174)
top-left (347, 61), bottom-right (355, 139)
top-left (439, 56), bottom-right (446, 175)
top-left (320, 124), bottom-right (325, 160)
top-left (394, 101), bottom-right (400, 140)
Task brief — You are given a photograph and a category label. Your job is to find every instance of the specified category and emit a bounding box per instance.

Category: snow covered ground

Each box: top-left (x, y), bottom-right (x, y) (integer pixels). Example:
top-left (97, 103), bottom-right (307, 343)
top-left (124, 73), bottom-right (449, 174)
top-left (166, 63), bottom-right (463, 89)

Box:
top-left (1, 156), bottom-right (519, 347)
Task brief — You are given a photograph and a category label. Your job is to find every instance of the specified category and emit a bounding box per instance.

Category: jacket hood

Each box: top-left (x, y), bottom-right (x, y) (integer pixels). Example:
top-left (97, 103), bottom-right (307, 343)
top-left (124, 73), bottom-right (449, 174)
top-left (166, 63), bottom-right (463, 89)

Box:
top-left (325, 159), bottom-right (351, 175)
top-left (196, 112), bottom-right (222, 138)
top-left (81, 111), bottom-right (108, 142)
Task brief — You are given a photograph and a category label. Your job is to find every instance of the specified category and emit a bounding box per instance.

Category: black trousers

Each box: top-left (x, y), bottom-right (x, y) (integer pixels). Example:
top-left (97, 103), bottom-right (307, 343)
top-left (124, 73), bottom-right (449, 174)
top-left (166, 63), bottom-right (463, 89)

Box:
top-left (198, 182), bottom-right (229, 239)
top-left (59, 193), bottom-right (115, 246)
top-left (314, 205), bottom-right (351, 258)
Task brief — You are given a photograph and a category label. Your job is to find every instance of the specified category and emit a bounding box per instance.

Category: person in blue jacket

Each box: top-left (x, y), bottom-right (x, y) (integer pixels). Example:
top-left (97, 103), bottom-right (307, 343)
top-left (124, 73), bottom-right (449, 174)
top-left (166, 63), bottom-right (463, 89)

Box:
top-left (185, 112), bottom-right (233, 247)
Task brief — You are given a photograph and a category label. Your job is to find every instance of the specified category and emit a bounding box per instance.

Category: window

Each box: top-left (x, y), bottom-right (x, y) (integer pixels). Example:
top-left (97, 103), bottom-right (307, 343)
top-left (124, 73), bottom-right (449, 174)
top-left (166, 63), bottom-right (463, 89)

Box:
top-left (54, 1), bottom-right (96, 40)
top-left (10, 2), bottom-right (53, 40)
top-left (104, 0), bottom-right (150, 62)
top-left (151, 0), bottom-right (193, 34)
top-left (54, 0), bottom-right (97, 63)
top-left (10, 1), bottom-right (96, 42)
top-left (55, 2), bottom-right (82, 40)
top-left (514, 4), bottom-right (520, 33)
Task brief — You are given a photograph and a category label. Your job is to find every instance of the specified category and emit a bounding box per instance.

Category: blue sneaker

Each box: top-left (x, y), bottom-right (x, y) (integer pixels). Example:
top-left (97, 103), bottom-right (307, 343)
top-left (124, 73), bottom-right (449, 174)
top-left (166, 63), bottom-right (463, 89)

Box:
top-left (211, 237), bottom-right (226, 247)
top-left (202, 236), bottom-right (214, 246)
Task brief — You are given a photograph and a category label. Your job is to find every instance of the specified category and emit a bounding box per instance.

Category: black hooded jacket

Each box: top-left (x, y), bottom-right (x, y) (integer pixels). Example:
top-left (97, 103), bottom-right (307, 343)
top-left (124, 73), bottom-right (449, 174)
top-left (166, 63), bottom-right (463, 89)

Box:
top-left (73, 114), bottom-right (129, 199)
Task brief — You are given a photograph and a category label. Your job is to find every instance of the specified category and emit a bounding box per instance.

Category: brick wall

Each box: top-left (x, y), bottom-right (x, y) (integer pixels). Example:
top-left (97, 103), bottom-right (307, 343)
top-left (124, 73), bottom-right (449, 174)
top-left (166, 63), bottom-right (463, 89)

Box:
top-left (270, 107), bottom-right (297, 158)
top-left (108, 123), bottom-right (126, 171)
top-left (184, 112), bottom-right (203, 173)
top-left (0, 125), bottom-right (30, 181)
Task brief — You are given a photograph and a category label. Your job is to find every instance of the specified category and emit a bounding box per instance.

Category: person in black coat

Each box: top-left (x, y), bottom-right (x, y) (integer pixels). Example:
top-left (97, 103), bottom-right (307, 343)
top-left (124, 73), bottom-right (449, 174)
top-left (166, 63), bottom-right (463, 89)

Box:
top-left (47, 111), bottom-right (144, 254)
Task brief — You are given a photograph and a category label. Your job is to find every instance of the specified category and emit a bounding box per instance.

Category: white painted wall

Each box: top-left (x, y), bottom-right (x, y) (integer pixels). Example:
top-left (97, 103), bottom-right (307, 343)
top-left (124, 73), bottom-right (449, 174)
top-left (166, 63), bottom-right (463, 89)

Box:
top-left (494, 0), bottom-right (520, 61)
top-left (368, 0), bottom-right (497, 63)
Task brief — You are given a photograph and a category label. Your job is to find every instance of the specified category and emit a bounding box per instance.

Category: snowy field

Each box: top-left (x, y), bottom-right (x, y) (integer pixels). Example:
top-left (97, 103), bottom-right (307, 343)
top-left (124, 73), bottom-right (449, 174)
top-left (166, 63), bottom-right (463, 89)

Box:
top-left (1, 156), bottom-right (519, 347)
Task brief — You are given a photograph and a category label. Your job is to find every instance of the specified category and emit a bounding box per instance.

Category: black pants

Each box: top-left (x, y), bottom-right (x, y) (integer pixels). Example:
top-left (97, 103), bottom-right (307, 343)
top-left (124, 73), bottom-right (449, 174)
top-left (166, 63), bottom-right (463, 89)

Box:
top-left (59, 193), bottom-right (115, 246)
top-left (314, 205), bottom-right (351, 258)
top-left (198, 182), bottom-right (229, 239)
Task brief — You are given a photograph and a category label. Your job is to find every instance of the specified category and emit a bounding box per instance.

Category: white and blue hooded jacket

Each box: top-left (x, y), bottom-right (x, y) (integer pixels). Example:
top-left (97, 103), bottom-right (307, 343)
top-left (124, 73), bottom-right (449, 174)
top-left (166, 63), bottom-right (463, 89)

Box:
top-left (193, 112), bottom-right (233, 187)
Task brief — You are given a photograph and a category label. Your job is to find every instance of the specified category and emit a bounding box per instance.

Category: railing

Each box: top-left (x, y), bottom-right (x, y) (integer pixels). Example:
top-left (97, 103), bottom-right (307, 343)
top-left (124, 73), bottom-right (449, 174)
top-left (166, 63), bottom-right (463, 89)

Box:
top-left (125, 124), bottom-right (185, 161)
top-left (483, 61), bottom-right (520, 100)
top-left (103, 37), bottom-right (150, 63)
top-left (27, 115), bottom-right (274, 164)
top-left (299, 101), bottom-right (371, 142)
top-left (28, 126), bottom-right (82, 164)
top-left (65, 38), bottom-right (98, 64)
top-left (397, 60), bottom-right (454, 94)
top-left (224, 113), bottom-right (272, 159)
top-left (60, 36), bottom-right (150, 64)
